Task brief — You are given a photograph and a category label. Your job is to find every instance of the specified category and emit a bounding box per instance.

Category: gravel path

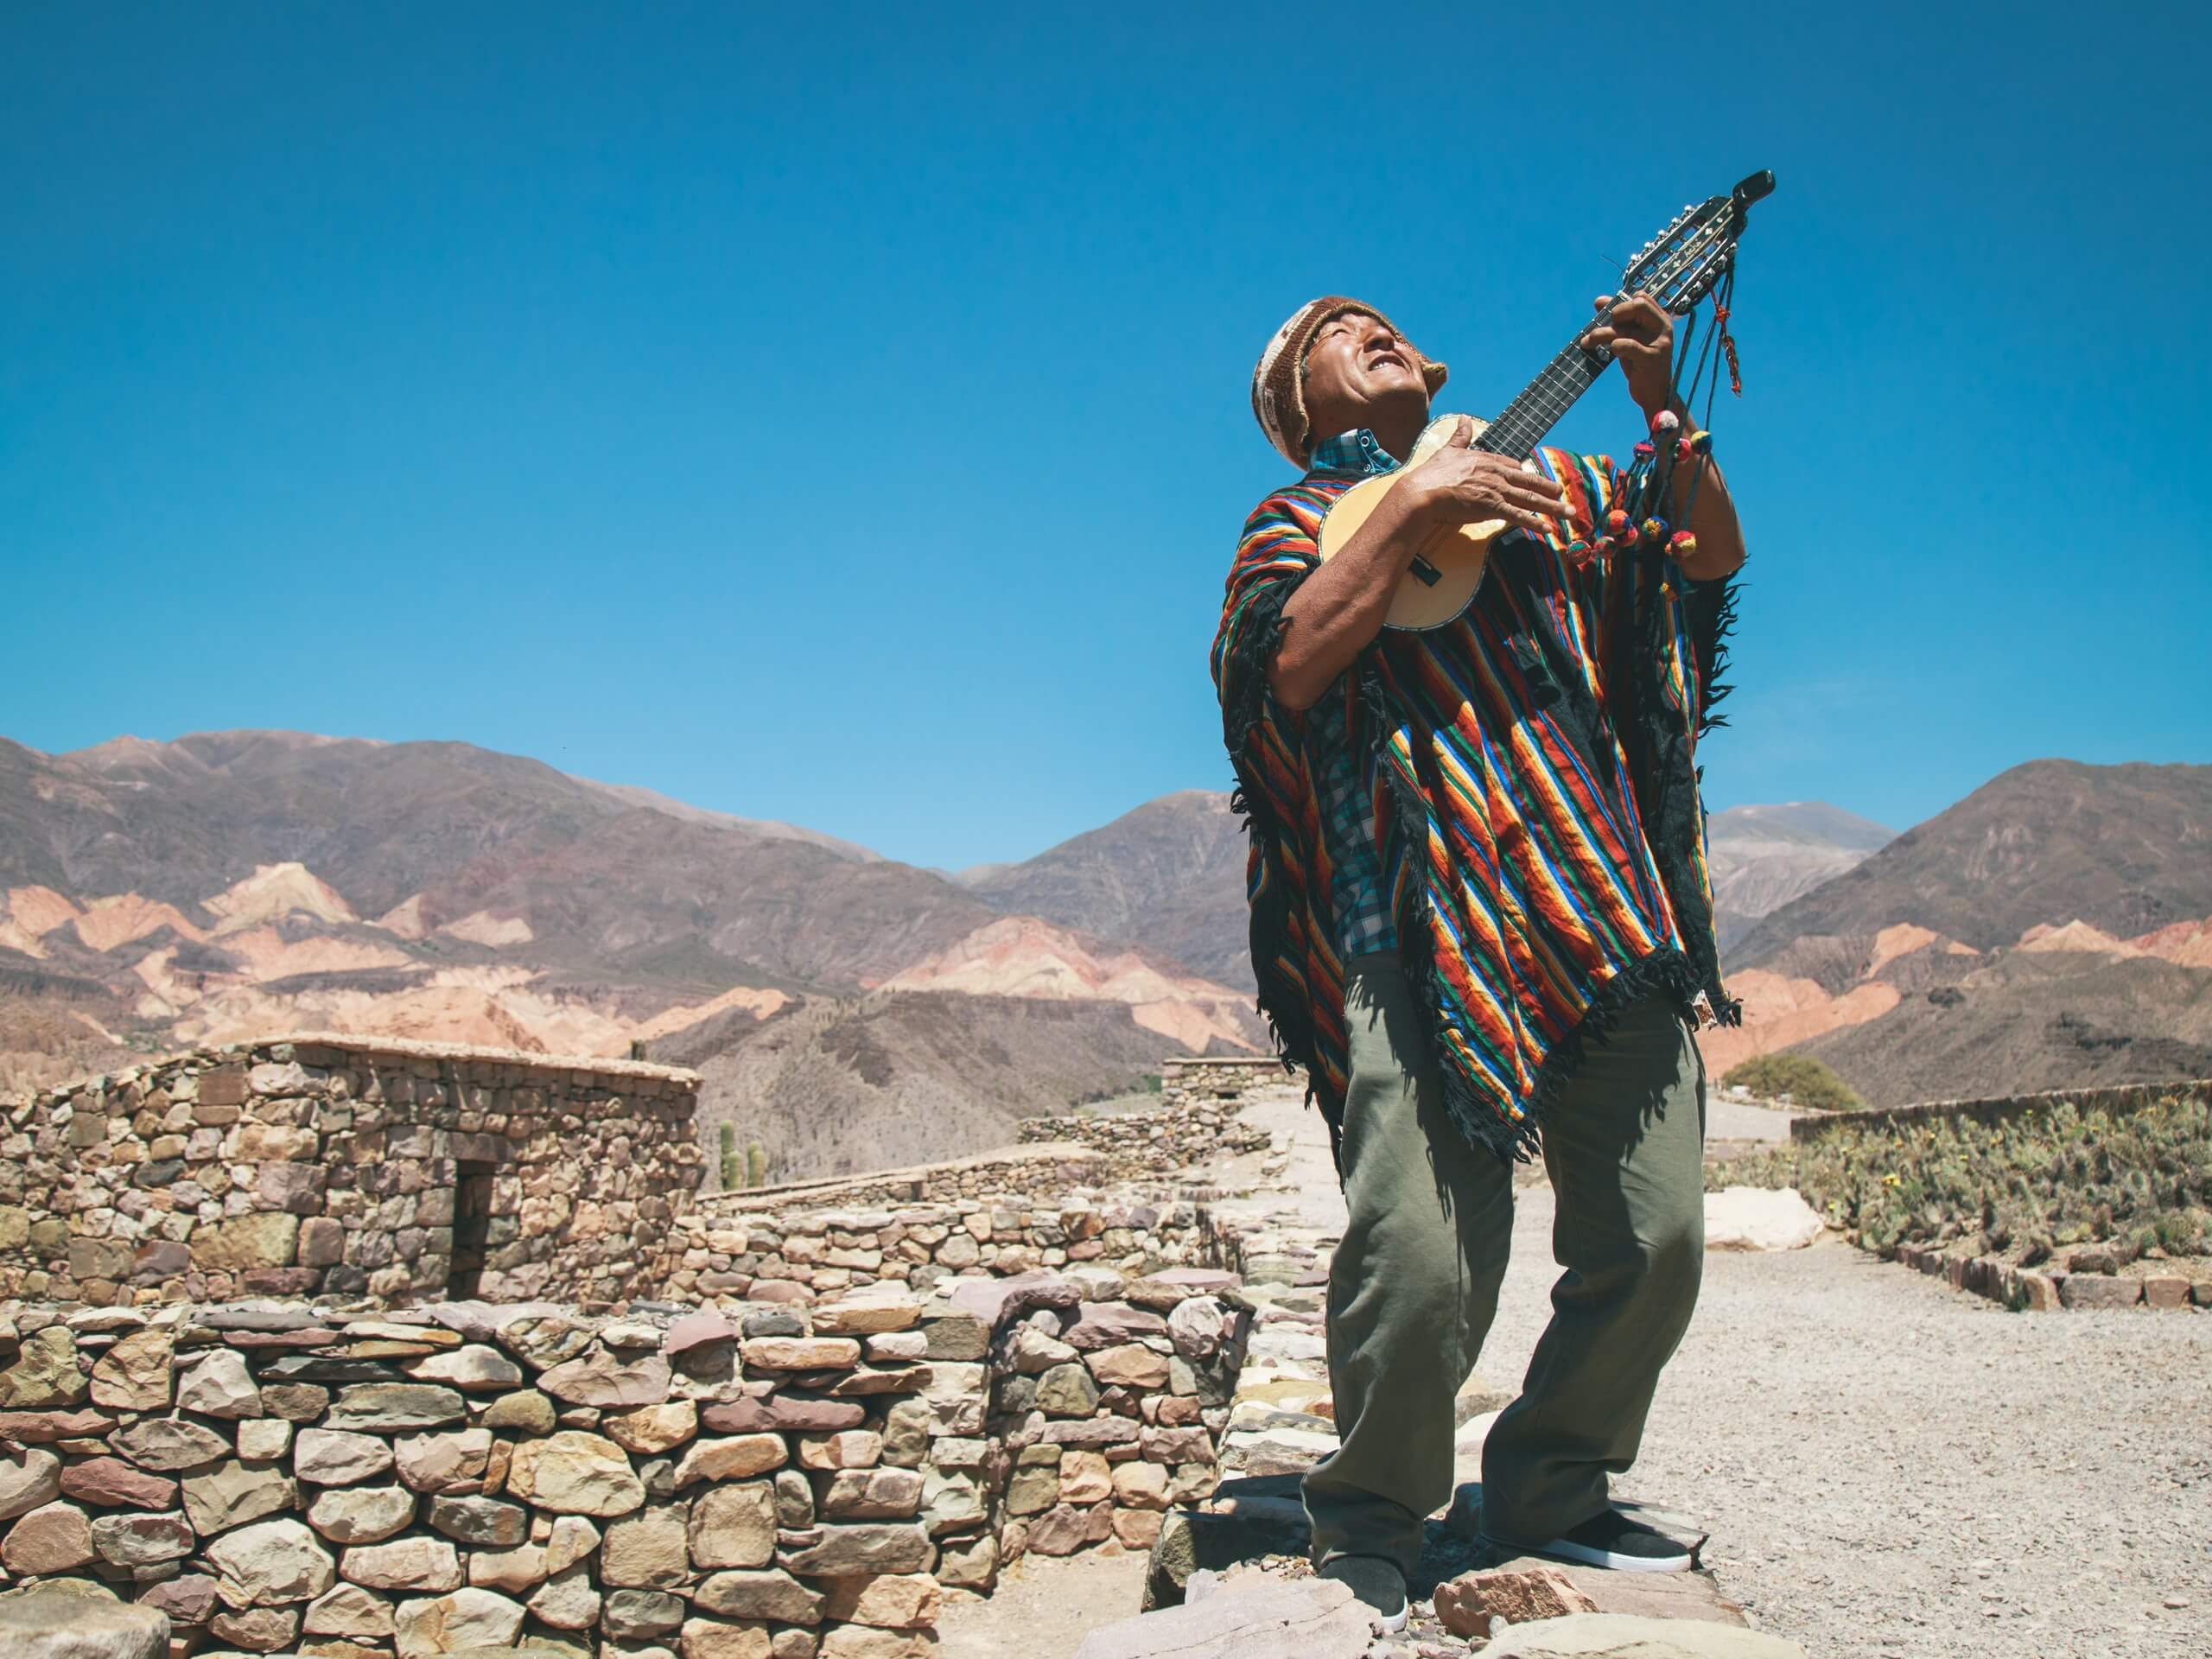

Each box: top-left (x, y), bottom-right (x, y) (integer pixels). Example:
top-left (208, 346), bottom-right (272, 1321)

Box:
top-left (1233, 1080), bottom-right (2211, 1657)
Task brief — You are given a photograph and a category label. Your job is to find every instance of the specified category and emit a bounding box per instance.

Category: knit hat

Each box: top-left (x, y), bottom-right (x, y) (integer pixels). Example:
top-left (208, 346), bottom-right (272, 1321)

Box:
top-left (1250, 296), bottom-right (1449, 468)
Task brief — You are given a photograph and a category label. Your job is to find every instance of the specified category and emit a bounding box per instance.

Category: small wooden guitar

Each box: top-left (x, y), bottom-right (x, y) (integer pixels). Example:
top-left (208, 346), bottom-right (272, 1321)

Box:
top-left (1317, 171), bottom-right (1775, 631)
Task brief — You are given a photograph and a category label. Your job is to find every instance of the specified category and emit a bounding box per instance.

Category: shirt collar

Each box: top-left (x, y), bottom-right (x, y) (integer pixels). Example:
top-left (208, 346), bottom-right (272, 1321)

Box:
top-left (1306, 428), bottom-right (1402, 478)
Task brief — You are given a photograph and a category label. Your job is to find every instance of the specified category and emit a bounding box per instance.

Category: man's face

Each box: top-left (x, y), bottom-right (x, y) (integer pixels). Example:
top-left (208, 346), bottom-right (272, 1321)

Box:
top-left (1300, 310), bottom-right (1427, 420)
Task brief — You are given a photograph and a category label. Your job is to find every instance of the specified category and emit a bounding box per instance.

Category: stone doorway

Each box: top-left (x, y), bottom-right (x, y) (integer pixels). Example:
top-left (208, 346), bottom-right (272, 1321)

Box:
top-left (448, 1160), bottom-right (498, 1299)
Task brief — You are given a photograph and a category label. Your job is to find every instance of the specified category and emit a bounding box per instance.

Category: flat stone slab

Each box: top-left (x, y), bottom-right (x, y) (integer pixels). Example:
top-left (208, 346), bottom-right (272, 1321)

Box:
top-left (1481, 1612), bottom-right (1807, 1657)
top-left (0, 1586), bottom-right (169, 1659)
top-left (1075, 1575), bottom-right (1373, 1659)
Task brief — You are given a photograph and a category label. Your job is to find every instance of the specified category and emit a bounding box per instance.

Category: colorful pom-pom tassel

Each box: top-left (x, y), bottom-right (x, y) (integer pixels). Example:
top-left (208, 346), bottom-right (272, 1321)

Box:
top-left (1633, 441), bottom-right (1656, 459)
top-left (1676, 437), bottom-right (1694, 463)
top-left (1565, 539), bottom-right (1594, 566)
top-left (1688, 429), bottom-right (1713, 455)
top-left (1605, 509), bottom-right (1632, 537)
top-left (1649, 408), bottom-right (1681, 435)
top-left (1642, 518), bottom-right (1667, 544)
top-left (1669, 530), bottom-right (1698, 559)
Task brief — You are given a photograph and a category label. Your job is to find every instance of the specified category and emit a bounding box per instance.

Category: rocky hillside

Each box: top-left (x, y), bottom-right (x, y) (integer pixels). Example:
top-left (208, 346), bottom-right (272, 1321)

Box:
top-left (961, 791), bottom-right (1254, 992)
top-left (1710, 761), bottom-right (2212, 1103)
top-left (1705, 802), bottom-right (1893, 951)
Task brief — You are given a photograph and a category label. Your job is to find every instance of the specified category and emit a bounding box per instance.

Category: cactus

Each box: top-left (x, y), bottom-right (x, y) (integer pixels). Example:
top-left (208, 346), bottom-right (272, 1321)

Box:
top-left (719, 1123), bottom-right (741, 1192)
top-left (747, 1141), bottom-right (768, 1190)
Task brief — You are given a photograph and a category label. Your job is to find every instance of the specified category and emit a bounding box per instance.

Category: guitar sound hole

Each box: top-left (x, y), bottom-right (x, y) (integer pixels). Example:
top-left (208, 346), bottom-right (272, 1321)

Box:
top-left (1409, 556), bottom-right (1441, 588)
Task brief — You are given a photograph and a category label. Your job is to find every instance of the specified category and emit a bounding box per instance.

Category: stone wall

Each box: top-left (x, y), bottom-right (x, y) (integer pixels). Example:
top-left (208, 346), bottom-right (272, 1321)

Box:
top-left (1158, 1057), bottom-right (1291, 1115)
top-left (0, 1266), bottom-right (1252, 1653)
top-left (0, 1037), bottom-right (703, 1310)
top-left (1013, 1103), bottom-right (1270, 1180)
top-left (705, 1147), bottom-right (1114, 1215)
top-left (1788, 1077), bottom-right (2212, 1142)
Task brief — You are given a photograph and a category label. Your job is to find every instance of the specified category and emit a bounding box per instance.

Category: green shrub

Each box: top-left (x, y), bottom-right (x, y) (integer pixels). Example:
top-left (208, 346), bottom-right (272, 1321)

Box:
top-left (1707, 1090), bottom-right (2212, 1262)
top-left (1721, 1052), bottom-right (1862, 1112)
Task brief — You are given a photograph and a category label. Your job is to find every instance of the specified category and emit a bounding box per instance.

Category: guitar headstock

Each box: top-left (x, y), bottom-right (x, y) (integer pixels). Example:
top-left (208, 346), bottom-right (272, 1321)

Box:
top-left (1618, 169), bottom-right (1776, 315)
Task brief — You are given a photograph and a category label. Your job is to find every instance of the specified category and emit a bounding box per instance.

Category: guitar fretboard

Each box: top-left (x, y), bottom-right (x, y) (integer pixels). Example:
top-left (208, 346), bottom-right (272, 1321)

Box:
top-left (1472, 335), bottom-right (1611, 460)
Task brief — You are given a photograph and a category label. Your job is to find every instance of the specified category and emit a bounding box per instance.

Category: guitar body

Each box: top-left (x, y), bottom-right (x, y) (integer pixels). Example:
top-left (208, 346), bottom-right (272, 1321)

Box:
top-left (1315, 415), bottom-right (1504, 632)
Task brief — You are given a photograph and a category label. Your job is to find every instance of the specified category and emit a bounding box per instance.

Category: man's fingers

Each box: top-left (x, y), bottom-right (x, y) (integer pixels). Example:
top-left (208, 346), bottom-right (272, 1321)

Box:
top-left (1447, 416), bottom-right (1474, 448)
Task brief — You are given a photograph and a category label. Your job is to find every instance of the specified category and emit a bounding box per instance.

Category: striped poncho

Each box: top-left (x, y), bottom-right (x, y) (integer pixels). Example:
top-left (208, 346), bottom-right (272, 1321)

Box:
top-left (1211, 443), bottom-right (1739, 1163)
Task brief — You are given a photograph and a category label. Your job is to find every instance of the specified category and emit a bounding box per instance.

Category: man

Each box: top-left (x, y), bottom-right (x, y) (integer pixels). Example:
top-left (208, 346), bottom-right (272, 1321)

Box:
top-left (1211, 295), bottom-right (1745, 1627)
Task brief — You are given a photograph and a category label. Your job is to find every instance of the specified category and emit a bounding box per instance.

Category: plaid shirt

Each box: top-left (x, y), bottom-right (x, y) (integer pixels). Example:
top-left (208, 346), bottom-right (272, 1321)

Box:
top-left (1297, 429), bottom-right (1401, 959)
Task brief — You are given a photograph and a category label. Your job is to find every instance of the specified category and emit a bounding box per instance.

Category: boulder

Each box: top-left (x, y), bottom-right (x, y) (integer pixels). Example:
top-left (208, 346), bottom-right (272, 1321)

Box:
top-left (1074, 1574), bottom-right (1369, 1658)
top-left (692, 1568), bottom-right (825, 1624)
top-left (0, 1329), bottom-right (89, 1409)
top-left (180, 1459), bottom-right (297, 1535)
top-left (605, 1400), bottom-right (699, 1455)
top-left (306, 1484), bottom-right (417, 1545)
top-left (689, 1483), bottom-right (778, 1570)
top-left (404, 1344), bottom-right (524, 1390)
top-left (1435, 1566), bottom-right (1601, 1635)
top-left (324, 1383), bottom-right (467, 1434)
top-left (342, 1536), bottom-right (464, 1592)
top-left (0, 1586), bottom-right (168, 1659)
top-left (303, 1583), bottom-right (397, 1638)
top-left (393, 1427), bottom-right (493, 1494)
top-left (88, 1329), bottom-right (174, 1412)
top-left (526, 1564), bottom-right (601, 1630)
top-left (204, 1516), bottom-right (336, 1604)
top-left (537, 1350), bottom-right (673, 1409)
top-left (603, 1505), bottom-right (692, 1587)
top-left (428, 1494), bottom-right (528, 1547)
top-left (2, 1499), bottom-right (97, 1573)
top-left (480, 1389), bottom-right (558, 1436)
top-left (88, 1511), bottom-right (194, 1568)
top-left (1479, 1614), bottom-right (1808, 1658)
top-left (296, 1427), bottom-right (397, 1485)
top-left (175, 1349), bottom-right (264, 1418)
top-left (671, 1434), bottom-right (789, 1488)
top-left (109, 1416), bottom-right (232, 1473)
top-left (1702, 1188), bottom-right (1824, 1252)
top-left (390, 1586), bottom-right (526, 1656)
top-left (778, 1522), bottom-right (934, 1577)
top-left (0, 1446), bottom-right (64, 1519)
top-left (505, 1431), bottom-right (645, 1516)
top-left (821, 1573), bottom-right (941, 1631)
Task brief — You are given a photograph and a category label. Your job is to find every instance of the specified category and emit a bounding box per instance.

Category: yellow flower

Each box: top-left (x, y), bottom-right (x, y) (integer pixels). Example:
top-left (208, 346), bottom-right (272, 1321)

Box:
top-left (1882, 1173), bottom-right (1901, 1187)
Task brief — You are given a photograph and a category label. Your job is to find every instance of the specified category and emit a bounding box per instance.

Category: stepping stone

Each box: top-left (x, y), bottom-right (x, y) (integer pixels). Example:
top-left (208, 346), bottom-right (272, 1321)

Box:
top-left (1077, 1575), bottom-right (1371, 1659)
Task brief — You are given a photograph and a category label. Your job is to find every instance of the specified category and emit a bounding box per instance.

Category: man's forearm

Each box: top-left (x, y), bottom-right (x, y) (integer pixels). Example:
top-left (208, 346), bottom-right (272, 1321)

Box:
top-left (1666, 455), bottom-right (1745, 581)
top-left (1267, 487), bottom-right (1430, 711)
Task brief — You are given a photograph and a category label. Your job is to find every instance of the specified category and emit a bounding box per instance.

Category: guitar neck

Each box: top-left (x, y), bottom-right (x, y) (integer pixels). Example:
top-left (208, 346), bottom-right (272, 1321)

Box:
top-left (1471, 335), bottom-right (1611, 459)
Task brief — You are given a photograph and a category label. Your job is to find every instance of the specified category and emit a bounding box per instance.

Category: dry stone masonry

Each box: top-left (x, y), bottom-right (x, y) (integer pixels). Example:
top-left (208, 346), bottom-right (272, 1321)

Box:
top-left (0, 1036), bottom-right (704, 1309)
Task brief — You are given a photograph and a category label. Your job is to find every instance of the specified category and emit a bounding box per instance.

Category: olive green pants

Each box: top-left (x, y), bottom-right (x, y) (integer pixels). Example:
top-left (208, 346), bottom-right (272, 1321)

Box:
top-left (1302, 952), bottom-right (1706, 1574)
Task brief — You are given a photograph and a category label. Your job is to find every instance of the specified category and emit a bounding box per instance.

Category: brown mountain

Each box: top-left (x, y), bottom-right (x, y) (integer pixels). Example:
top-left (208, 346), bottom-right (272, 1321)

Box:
top-left (1704, 802), bottom-right (1893, 952)
top-left (962, 791), bottom-right (1255, 991)
top-left (1729, 760), bottom-right (2212, 983)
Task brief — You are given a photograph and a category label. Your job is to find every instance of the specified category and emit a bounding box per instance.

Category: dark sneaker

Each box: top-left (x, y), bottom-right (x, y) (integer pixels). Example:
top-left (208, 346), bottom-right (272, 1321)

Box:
top-left (1513, 1508), bottom-right (1696, 1573)
top-left (1317, 1554), bottom-right (1409, 1631)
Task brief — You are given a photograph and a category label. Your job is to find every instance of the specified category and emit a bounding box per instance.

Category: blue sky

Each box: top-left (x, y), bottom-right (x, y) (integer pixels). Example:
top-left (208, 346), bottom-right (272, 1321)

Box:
top-left (6, 3), bottom-right (2207, 869)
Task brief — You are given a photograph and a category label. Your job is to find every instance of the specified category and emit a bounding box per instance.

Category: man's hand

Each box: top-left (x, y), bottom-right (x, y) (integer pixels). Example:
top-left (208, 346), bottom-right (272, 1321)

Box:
top-left (1585, 292), bottom-right (1676, 421)
top-left (1403, 416), bottom-right (1568, 538)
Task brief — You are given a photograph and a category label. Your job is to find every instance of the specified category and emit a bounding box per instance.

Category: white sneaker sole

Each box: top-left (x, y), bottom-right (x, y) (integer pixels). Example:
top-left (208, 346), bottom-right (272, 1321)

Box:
top-left (1537, 1535), bottom-right (1694, 1573)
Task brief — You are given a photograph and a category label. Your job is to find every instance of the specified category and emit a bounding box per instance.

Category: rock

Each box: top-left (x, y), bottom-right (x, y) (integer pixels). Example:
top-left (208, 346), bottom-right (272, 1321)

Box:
top-left (604, 1505), bottom-right (692, 1587)
top-left (664, 1313), bottom-right (742, 1356)
top-left (59, 1457), bottom-right (176, 1509)
top-left (0, 1446), bottom-right (64, 1519)
top-left (1036, 1362), bottom-right (1101, 1418)
top-left (109, 1416), bottom-right (230, 1472)
top-left (673, 1435), bottom-right (789, 1487)
top-left (89, 1329), bottom-right (174, 1412)
top-left (296, 1427), bottom-right (398, 1485)
top-left (324, 1383), bottom-right (467, 1434)
top-left (820, 1573), bottom-right (940, 1631)
top-left (0, 1408), bottom-right (115, 1442)
top-left (137, 1573), bottom-right (220, 1626)
top-left (778, 1522), bottom-right (934, 1577)
top-left (429, 1494), bottom-right (528, 1546)
top-left (1075, 1574), bottom-right (1368, 1658)
top-left (1140, 1510), bottom-right (1313, 1611)
top-left (919, 1313), bottom-right (988, 1363)
top-left (496, 1313), bottom-right (601, 1370)
top-left (545, 1511), bottom-right (601, 1573)
top-left (89, 1510), bottom-right (194, 1567)
top-left (175, 1349), bottom-right (264, 1418)
top-left (0, 1329), bottom-right (89, 1409)
top-left (238, 1418), bottom-right (294, 1460)
top-left (1113, 1461), bottom-right (1170, 1510)
top-left (342, 1535), bottom-right (464, 1592)
top-left (1478, 1614), bottom-right (1808, 1658)
top-left (210, 1603), bottom-right (300, 1650)
top-left (189, 1213), bottom-right (300, 1272)
top-left (181, 1459), bottom-right (298, 1535)
top-left (680, 1615), bottom-right (775, 1659)
top-left (1006, 1325), bottom-right (1078, 1374)
top-left (391, 1586), bottom-right (526, 1656)
top-left (607, 1401), bottom-right (699, 1455)
top-left (467, 1541), bottom-right (550, 1593)
top-left (1166, 1299), bottom-right (1237, 1362)
top-left (604, 1587), bottom-right (685, 1639)
top-left (394, 1427), bottom-right (493, 1494)
top-left (2061, 1274), bottom-right (2145, 1309)
top-left (820, 1468), bottom-right (926, 1521)
top-left (741, 1338), bottom-right (861, 1371)
top-left (693, 1568), bottom-right (825, 1624)
top-left (797, 1430), bottom-right (883, 1471)
top-left (948, 1269), bottom-right (1082, 1331)
top-left (528, 1565), bottom-right (602, 1630)
top-left (704, 1396), bottom-right (867, 1435)
top-left (1435, 1567), bottom-right (1600, 1635)
top-left (1065, 1303), bottom-right (1170, 1352)
top-left (480, 1389), bottom-right (559, 1436)
top-left (304, 1583), bottom-right (397, 1638)
top-left (538, 1350), bottom-right (673, 1409)
top-left (262, 1382), bottom-right (334, 1422)
top-left (505, 1431), bottom-right (645, 1516)
top-left (1702, 1188), bottom-right (1824, 1252)
top-left (204, 1516), bottom-right (336, 1604)
top-left (404, 1344), bottom-right (524, 1390)
top-left (812, 1296), bottom-right (923, 1337)
top-left (817, 1629), bottom-right (935, 1658)
top-left (306, 1484), bottom-right (418, 1544)
top-left (0, 1587), bottom-right (168, 1659)
top-left (2, 1498), bottom-right (98, 1573)
top-left (689, 1483), bottom-right (778, 1569)
top-left (1088, 1344), bottom-right (1171, 1389)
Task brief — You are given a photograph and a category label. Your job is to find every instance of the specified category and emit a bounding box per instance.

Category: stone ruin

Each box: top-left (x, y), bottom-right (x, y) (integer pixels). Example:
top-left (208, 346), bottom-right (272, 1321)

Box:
top-left (0, 1035), bottom-right (1305, 1658)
